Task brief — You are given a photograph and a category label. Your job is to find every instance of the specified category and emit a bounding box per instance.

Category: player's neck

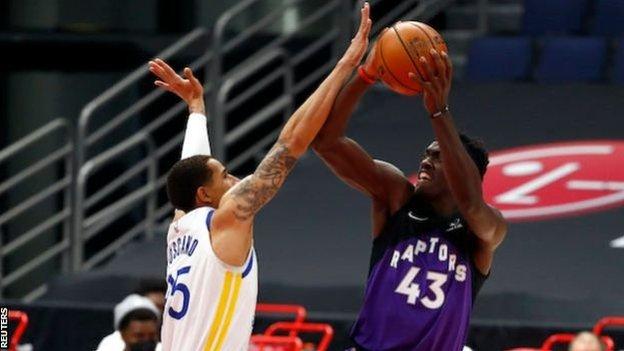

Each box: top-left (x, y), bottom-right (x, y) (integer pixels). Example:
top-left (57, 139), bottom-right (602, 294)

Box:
top-left (428, 194), bottom-right (456, 217)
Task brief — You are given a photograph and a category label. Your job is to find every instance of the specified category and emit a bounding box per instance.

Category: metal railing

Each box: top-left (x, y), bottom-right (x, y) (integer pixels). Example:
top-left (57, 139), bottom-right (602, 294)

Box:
top-left (73, 29), bottom-right (211, 270)
top-left (215, 48), bottom-right (294, 169)
top-left (0, 119), bottom-right (73, 301)
top-left (366, 0), bottom-right (456, 34)
top-left (210, 0), bottom-right (350, 169)
top-left (73, 132), bottom-right (157, 271)
top-left (77, 28), bottom-right (209, 168)
top-left (0, 0), bottom-right (455, 300)
top-left (208, 0), bottom-right (348, 162)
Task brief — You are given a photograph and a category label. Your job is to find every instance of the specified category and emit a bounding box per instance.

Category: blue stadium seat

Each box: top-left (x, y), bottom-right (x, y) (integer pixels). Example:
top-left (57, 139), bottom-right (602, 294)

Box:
top-left (523, 0), bottom-right (589, 35)
top-left (591, 0), bottom-right (624, 35)
top-left (466, 37), bottom-right (532, 82)
top-left (613, 38), bottom-right (624, 84)
top-left (534, 37), bottom-right (607, 83)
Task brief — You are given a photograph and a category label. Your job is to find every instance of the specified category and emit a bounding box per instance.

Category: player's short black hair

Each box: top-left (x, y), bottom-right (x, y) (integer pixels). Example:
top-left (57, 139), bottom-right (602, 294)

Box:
top-left (118, 308), bottom-right (159, 332)
top-left (459, 133), bottom-right (489, 178)
top-left (166, 155), bottom-right (213, 213)
top-left (135, 278), bottom-right (167, 296)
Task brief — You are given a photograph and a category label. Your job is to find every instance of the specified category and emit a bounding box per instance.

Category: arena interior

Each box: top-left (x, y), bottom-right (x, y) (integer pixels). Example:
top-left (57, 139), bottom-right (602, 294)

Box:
top-left (1, 0), bottom-right (624, 350)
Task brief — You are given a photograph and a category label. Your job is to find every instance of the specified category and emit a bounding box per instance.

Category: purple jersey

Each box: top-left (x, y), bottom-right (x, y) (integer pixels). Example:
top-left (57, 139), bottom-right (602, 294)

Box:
top-left (350, 195), bottom-right (487, 351)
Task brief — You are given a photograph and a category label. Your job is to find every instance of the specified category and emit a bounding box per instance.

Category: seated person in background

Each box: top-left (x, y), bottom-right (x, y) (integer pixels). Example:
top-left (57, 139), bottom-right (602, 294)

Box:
top-left (96, 294), bottom-right (162, 351)
top-left (569, 331), bottom-right (604, 351)
top-left (134, 278), bottom-right (167, 315)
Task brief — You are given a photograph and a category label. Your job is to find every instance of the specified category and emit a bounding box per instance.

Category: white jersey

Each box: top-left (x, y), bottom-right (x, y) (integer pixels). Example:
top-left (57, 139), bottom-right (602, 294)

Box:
top-left (161, 207), bottom-right (258, 351)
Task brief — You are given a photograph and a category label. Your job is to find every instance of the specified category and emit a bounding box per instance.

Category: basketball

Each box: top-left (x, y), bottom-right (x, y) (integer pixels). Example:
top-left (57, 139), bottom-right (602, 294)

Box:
top-left (373, 21), bottom-right (448, 95)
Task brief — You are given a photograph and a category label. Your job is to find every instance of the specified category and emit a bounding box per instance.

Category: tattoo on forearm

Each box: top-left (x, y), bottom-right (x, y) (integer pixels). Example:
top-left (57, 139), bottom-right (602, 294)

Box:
top-left (230, 142), bottom-right (297, 220)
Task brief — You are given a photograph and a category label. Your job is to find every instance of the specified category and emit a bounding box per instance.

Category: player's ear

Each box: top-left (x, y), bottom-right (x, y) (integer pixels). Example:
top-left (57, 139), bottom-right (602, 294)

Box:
top-left (196, 186), bottom-right (213, 206)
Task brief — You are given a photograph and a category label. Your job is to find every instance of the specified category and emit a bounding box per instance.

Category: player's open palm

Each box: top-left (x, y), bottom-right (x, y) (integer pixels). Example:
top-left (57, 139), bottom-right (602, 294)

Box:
top-left (149, 58), bottom-right (203, 105)
top-left (339, 2), bottom-right (372, 68)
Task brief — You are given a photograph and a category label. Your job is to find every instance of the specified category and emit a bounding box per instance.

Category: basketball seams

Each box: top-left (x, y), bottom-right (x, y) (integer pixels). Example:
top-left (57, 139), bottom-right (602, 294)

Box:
top-left (392, 24), bottom-right (421, 77)
top-left (379, 29), bottom-right (420, 94)
top-left (409, 22), bottom-right (438, 50)
top-left (376, 21), bottom-right (447, 95)
top-left (408, 22), bottom-right (439, 79)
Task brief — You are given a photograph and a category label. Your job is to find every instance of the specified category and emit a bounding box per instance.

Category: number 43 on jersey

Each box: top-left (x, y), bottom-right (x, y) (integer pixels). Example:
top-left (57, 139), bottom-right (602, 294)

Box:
top-left (395, 266), bottom-right (448, 309)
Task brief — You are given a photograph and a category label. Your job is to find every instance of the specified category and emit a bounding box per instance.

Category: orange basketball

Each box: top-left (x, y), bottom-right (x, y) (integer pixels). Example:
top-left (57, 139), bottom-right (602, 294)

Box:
top-left (373, 21), bottom-right (448, 96)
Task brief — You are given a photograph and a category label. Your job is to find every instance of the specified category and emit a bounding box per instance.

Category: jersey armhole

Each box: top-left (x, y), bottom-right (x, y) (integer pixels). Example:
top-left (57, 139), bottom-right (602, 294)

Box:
top-left (470, 256), bottom-right (489, 304)
top-left (372, 193), bottom-right (416, 243)
top-left (204, 209), bottom-right (254, 273)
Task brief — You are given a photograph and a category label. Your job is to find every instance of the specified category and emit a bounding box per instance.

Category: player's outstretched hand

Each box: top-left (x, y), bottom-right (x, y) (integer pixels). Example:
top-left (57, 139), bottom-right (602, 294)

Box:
top-left (338, 2), bottom-right (372, 68)
top-left (360, 28), bottom-right (387, 81)
top-left (408, 49), bottom-right (453, 116)
top-left (149, 58), bottom-right (204, 113)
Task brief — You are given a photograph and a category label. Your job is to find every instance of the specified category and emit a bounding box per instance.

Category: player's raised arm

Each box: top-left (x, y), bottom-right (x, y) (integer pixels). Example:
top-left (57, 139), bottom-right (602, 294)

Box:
top-left (312, 32), bottom-right (413, 226)
top-left (210, 3), bottom-right (372, 265)
top-left (149, 59), bottom-right (211, 158)
top-left (409, 49), bottom-right (507, 268)
top-left (149, 59), bottom-right (213, 219)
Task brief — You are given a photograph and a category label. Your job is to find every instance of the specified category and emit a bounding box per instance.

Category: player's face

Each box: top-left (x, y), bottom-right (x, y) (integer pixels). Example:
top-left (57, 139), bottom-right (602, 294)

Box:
top-left (415, 141), bottom-right (449, 197)
top-left (120, 320), bottom-right (158, 350)
top-left (204, 158), bottom-right (240, 206)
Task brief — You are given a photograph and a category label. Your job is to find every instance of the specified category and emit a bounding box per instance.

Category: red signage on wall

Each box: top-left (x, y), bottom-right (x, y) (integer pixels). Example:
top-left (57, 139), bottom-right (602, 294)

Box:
top-left (483, 140), bottom-right (624, 222)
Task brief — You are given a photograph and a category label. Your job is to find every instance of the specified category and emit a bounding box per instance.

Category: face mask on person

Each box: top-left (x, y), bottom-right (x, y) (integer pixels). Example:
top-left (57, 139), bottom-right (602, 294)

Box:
top-left (128, 340), bottom-right (157, 351)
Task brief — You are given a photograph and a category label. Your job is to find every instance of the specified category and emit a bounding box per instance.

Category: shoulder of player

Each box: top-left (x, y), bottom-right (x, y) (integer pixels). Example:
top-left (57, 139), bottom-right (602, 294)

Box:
top-left (466, 203), bottom-right (507, 252)
top-left (374, 159), bottom-right (407, 179)
top-left (222, 175), bottom-right (254, 199)
top-left (170, 207), bottom-right (217, 231)
top-left (373, 160), bottom-right (414, 208)
top-left (489, 205), bottom-right (508, 238)
top-left (173, 209), bottom-right (186, 221)
top-left (479, 203), bottom-right (508, 236)
top-left (212, 186), bottom-right (256, 233)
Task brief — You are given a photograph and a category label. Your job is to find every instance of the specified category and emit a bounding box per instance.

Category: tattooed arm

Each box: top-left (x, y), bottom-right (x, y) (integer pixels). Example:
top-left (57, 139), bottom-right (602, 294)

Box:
top-left (209, 3), bottom-right (372, 266)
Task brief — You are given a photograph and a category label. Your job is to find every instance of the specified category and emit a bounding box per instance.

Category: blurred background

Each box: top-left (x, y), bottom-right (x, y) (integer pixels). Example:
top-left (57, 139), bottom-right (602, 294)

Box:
top-left (1, 0), bottom-right (623, 350)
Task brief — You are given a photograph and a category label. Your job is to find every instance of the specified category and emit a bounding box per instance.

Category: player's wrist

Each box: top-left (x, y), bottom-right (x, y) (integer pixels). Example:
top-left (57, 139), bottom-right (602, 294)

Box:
top-left (429, 105), bottom-right (450, 119)
top-left (188, 99), bottom-right (206, 115)
top-left (358, 65), bottom-right (376, 85)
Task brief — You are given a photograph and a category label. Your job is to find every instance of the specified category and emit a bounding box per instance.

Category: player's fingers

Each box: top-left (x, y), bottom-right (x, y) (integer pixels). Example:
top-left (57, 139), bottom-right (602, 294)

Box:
top-left (410, 71), bottom-right (434, 95)
top-left (151, 60), bottom-right (171, 79)
top-left (148, 60), bottom-right (159, 72)
top-left (186, 67), bottom-right (203, 90)
top-left (419, 56), bottom-right (438, 87)
top-left (357, 2), bottom-right (370, 36)
top-left (429, 49), bottom-right (444, 79)
top-left (408, 71), bottom-right (425, 86)
top-left (183, 67), bottom-right (193, 80)
top-left (155, 58), bottom-right (179, 81)
top-left (154, 80), bottom-right (171, 91)
top-left (352, 4), bottom-right (370, 43)
top-left (152, 58), bottom-right (169, 73)
top-left (148, 63), bottom-right (167, 80)
top-left (441, 51), bottom-right (452, 83)
top-left (360, 37), bottom-right (370, 59)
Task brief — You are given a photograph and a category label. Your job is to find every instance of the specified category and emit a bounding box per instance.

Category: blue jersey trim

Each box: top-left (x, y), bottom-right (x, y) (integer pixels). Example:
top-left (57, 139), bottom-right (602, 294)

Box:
top-left (205, 209), bottom-right (214, 230)
top-left (242, 251), bottom-right (254, 278)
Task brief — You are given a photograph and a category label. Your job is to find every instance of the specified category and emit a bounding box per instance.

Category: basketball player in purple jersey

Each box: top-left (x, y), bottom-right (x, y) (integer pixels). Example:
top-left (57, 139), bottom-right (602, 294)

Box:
top-left (312, 44), bottom-right (508, 349)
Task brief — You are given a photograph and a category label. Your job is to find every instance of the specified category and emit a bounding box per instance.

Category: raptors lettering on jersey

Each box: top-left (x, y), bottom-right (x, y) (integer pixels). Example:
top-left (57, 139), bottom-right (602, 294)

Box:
top-left (388, 235), bottom-right (468, 282)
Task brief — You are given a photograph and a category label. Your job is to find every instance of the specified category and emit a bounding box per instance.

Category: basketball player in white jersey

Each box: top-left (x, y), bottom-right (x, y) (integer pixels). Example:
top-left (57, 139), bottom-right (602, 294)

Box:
top-left (148, 4), bottom-right (372, 350)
